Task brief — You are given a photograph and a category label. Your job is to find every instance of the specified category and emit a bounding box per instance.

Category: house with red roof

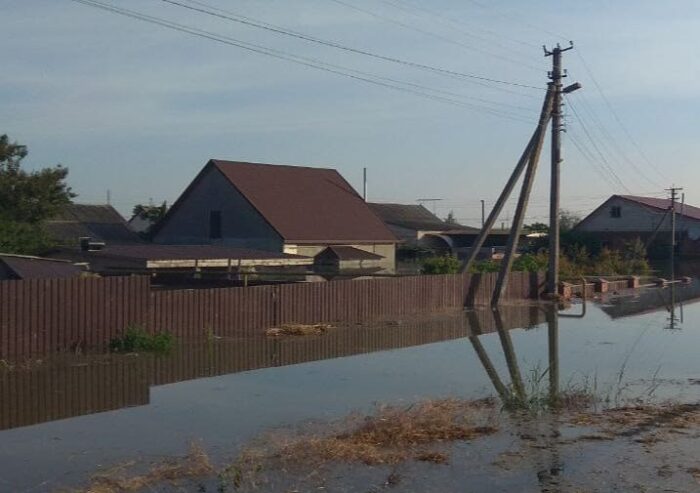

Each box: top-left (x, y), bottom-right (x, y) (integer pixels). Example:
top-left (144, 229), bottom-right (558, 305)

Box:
top-left (574, 195), bottom-right (700, 256)
top-left (152, 160), bottom-right (398, 272)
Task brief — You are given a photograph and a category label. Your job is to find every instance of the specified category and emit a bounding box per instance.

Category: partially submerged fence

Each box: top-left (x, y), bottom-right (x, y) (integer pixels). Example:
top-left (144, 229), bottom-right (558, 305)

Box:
top-left (1, 304), bottom-right (545, 431)
top-left (0, 271), bottom-right (545, 357)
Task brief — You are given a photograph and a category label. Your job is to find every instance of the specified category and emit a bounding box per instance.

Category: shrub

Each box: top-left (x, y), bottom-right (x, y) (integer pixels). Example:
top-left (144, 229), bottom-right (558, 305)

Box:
top-left (421, 255), bottom-right (461, 274)
top-left (110, 326), bottom-right (175, 354)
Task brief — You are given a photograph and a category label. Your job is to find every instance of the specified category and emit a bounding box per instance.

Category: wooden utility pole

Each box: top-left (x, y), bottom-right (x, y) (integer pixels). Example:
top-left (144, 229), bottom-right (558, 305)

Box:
top-left (459, 90), bottom-right (554, 274)
top-left (667, 185), bottom-right (683, 278)
top-left (544, 42), bottom-right (575, 295)
top-left (492, 85), bottom-right (554, 305)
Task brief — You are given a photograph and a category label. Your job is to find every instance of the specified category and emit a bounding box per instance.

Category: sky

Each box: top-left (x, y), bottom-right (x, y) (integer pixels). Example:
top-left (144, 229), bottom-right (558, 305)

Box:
top-left (2, 0), bottom-right (699, 226)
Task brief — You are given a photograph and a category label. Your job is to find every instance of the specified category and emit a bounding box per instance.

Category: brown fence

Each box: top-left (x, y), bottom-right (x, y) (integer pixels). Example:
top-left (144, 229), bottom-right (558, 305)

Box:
top-left (0, 304), bottom-right (545, 431)
top-left (0, 271), bottom-right (545, 358)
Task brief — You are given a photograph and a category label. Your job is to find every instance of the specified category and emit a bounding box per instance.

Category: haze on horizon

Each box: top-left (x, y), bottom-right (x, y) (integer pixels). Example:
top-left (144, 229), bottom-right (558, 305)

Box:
top-left (2, 0), bottom-right (698, 226)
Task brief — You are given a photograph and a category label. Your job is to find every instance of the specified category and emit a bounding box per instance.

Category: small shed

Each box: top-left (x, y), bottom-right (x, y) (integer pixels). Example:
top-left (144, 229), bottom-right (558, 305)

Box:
top-left (314, 246), bottom-right (384, 274)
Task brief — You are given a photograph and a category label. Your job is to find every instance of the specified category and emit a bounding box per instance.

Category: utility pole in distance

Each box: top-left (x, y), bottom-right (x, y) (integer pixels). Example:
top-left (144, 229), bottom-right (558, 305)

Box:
top-left (481, 199), bottom-right (485, 227)
top-left (544, 42), bottom-right (579, 295)
top-left (667, 185), bottom-right (683, 277)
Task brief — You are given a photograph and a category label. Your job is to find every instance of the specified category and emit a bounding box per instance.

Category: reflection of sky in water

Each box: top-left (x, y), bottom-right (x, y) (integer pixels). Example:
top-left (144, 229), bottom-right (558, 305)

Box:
top-left (1, 287), bottom-right (700, 491)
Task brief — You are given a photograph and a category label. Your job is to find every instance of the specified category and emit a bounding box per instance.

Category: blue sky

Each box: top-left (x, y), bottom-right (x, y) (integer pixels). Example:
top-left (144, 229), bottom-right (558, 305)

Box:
top-left (2, 0), bottom-right (698, 225)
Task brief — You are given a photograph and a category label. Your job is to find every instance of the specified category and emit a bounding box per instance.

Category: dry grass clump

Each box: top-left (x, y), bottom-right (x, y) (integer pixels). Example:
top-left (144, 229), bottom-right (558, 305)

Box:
top-left (81, 442), bottom-right (214, 493)
top-left (567, 402), bottom-right (700, 443)
top-left (265, 323), bottom-right (334, 337)
top-left (236, 398), bottom-right (497, 471)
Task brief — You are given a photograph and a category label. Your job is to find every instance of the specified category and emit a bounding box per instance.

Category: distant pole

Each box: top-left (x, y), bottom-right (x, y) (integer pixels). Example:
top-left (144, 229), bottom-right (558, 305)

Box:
top-left (481, 200), bottom-right (485, 227)
top-left (106, 189), bottom-right (111, 206)
top-left (667, 185), bottom-right (683, 277)
top-left (363, 167), bottom-right (367, 201)
top-left (544, 42), bottom-right (576, 295)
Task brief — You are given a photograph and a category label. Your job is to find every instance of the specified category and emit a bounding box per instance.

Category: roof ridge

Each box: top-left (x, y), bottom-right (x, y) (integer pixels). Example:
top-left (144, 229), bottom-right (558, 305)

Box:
top-left (211, 159), bottom-right (337, 172)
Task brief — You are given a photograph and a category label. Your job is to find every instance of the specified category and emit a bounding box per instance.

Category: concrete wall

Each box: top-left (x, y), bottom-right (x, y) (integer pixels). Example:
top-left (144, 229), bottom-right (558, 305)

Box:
top-left (153, 166), bottom-right (283, 251)
top-left (578, 197), bottom-right (700, 239)
top-left (285, 243), bottom-right (396, 273)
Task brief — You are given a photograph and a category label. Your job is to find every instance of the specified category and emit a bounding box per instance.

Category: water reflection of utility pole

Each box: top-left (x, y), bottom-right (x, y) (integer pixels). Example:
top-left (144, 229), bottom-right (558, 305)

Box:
top-left (466, 311), bottom-right (511, 402)
top-left (667, 281), bottom-right (681, 330)
top-left (494, 309), bottom-right (527, 403)
top-left (545, 305), bottom-right (559, 404)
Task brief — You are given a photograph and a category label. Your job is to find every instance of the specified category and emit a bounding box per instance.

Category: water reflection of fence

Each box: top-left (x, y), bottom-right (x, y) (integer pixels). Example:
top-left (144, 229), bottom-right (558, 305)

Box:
top-left (0, 305), bottom-right (545, 431)
top-left (0, 271), bottom-right (544, 357)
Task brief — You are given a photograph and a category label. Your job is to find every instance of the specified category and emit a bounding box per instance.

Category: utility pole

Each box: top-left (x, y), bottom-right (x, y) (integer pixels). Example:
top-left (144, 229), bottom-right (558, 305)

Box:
top-left (363, 167), bottom-right (367, 201)
top-left (481, 199), bottom-right (485, 227)
top-left (667, 185), bottom-right (683, 278)
top-left (544, 42), bottom-right (577, 295)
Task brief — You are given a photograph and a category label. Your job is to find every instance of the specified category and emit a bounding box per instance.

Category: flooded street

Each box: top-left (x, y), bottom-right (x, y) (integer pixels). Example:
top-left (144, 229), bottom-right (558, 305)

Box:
top-left (2, 281), bottom-right (700, 492)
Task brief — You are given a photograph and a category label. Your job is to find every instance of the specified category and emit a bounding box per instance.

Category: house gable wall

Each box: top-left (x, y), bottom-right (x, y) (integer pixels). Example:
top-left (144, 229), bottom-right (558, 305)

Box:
top-left (153, 166), bottom-right (283, 251)
top-left (577, 197), bottom-right (668, 233)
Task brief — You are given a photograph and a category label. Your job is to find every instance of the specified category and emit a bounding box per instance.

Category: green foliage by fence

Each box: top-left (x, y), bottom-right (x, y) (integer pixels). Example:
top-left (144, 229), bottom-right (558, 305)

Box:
top-left (109, 326), bottom-right (175, 354)
top-left (468, 241), bottom-right (650, 278)
top-left (421, 255), bottom-right (461, 274)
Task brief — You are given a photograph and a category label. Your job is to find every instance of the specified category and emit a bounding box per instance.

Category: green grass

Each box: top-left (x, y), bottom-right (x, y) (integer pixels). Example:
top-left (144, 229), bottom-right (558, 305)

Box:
top-left (109, 326), bottom-right (175, 354)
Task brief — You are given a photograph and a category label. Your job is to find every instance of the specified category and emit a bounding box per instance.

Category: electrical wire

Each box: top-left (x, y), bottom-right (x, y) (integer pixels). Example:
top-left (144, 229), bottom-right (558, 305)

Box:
top-left (70, 0), bottom-right (539, 123)
top-left (159, 0), bottom-right (544, 92)
top-left (574, 49), bottom-right (666, 182)
top-left (323, 0), bottom-right (542, 71)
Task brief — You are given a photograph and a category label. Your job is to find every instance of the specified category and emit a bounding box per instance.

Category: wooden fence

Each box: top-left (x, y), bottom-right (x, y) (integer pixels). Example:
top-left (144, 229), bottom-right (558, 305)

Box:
top-left (0, 271), bottom-right (545, 358)
top-left (0, 304), bottom-right (546, 431)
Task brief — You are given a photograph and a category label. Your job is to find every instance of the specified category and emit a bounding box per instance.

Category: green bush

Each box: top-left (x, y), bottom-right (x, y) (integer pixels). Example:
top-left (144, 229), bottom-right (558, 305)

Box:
top-left (110, 326), bottom-right (175, 354)
top-left (421, 255), bottom-right (461, 274)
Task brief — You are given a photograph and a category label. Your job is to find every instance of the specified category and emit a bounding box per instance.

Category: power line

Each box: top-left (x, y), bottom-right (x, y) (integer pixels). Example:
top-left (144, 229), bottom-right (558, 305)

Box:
top-left (381, 0), bottom-right (539, 50)
top-left (158, 0), bottom-right (544, 92)
top-left (324, 0), bottom-right (542, 71)
top-left (574, 49), bottom-right (666, 182)
top-left (70, 0), bottom-right (537, 123)
top-left (571, 92), bottom-right (663, 189)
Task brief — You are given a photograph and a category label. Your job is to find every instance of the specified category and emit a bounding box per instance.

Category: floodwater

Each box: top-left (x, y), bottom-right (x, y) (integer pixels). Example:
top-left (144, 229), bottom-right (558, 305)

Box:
top-left (2, 280), bottom-right (700, 492)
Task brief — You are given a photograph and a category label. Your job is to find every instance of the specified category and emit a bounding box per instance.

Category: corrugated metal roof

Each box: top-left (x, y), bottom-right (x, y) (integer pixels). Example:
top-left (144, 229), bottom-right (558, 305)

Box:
top-left (45, 204), bottom-right (142, 245)
top-left (86, 244), bottom-right (310, 261)
top-left (619, 195), bottom-right (700, 221)
top-left (318, 246), bottom-right (384, 261)
top-left (211, 160), bottom-right (397, 243)
top-left (368, 203), bottom-right (459, 231)
top-left (0, 254), bottom-right (82, 280)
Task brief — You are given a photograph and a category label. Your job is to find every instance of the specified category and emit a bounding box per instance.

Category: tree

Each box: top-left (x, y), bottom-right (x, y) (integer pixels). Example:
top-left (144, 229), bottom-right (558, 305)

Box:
top-left (132, 201), bottom-right (168, 236)
top-left (0, 134), bottom-right (75, 254)
top-left (559, 209), bottom-right (581, 233)
top-left (525, 222), bottom-right (549, 234)
top-left (444, 210), bottom-right (457, 225)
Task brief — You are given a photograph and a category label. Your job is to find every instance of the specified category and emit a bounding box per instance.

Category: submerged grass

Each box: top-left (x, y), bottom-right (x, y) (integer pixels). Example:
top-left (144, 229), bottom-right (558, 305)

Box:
top-left (223, 398), bottom-right (498, 489)
top-left (265, 323), bottom-right (334, 337)
top-left (74, 442), bottom-right (213, 493)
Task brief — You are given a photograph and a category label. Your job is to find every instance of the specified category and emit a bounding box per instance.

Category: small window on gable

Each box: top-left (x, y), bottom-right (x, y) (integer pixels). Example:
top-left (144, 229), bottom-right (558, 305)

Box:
top-left (209, 210), bottom-right (222, 239)
top-left (610, 206), bottom-right (622, 218)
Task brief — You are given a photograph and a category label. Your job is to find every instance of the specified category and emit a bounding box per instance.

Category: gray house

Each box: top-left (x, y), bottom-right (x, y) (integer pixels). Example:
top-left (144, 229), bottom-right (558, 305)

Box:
top-left (152, 160), bottom-right (398, 272)
top-left (574, 195), bottom-right (700, 256)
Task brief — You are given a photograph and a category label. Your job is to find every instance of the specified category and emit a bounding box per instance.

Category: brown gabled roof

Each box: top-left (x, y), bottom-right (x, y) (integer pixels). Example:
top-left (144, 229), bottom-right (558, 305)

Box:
top-left (619, 195), bottom-right (700, 221)
top-left (210, 160), bottom-right (397, 244)
top-left (0, 254), bottom-right (82, 280)
top-left (45, 204), bottom-right (142, 245)
top-left (368, 203), bottom-right (462, 231)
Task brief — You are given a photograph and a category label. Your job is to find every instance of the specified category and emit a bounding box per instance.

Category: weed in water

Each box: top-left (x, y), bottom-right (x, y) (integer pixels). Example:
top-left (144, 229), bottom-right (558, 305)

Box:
top-left (83, 442), bottom-right (213, 492)
top-left (109, 325), bottom-right (175, 354)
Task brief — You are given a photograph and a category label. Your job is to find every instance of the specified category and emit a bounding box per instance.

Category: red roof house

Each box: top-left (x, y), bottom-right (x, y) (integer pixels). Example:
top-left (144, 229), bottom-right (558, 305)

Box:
top-left (152, 160), bottom-right (397, 272)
